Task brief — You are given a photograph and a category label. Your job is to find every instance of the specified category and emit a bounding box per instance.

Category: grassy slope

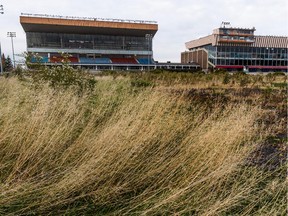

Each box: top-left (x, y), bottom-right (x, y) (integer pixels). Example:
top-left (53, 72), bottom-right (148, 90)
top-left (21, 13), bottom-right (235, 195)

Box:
top-left (0, 73), bottom-right (286, 215)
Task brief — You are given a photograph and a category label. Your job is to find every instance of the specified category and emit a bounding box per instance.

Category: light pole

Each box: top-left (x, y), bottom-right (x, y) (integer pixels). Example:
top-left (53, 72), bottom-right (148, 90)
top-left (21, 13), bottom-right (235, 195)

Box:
top-left (7, 32), bottom-right (16, 68)
top-left (145, 34), bottom-right (152, 72)
top-left (0, 5), bottom-right (3, 74)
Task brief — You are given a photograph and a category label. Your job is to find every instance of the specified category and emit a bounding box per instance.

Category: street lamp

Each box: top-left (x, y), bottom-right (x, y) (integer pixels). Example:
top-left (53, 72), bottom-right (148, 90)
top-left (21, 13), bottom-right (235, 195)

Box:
top-left (7, 32), bottom-right (16, 68)
top-left (145, 34), bottom-right (153, 72)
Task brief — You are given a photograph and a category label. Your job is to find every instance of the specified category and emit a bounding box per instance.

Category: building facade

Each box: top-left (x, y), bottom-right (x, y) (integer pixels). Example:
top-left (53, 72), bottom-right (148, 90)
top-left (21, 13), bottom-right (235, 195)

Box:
top-left (181, 22), bottom-right (288, 72)
top-left (20, 13), bottom-right (199, 71)
top-left (20, 13), bottom-right (158, 70)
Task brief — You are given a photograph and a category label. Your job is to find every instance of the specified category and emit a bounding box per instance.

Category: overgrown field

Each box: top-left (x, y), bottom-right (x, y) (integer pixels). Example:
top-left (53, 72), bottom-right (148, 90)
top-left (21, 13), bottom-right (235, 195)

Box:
top-left (0, 69), bottom-right (287, 215)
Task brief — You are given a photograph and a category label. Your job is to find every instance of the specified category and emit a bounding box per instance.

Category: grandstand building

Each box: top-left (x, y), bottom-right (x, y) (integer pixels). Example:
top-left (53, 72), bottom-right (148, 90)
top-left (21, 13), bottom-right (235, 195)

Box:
top-left (181, 22), bottom-right (288, 72)
top-left (20, 13), bottom-right (199, 71)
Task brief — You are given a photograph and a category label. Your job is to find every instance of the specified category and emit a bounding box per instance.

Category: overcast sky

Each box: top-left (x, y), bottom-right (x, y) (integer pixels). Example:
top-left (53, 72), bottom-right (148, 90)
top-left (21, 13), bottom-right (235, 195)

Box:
top-left (0, 0), bottom-right (287, 63)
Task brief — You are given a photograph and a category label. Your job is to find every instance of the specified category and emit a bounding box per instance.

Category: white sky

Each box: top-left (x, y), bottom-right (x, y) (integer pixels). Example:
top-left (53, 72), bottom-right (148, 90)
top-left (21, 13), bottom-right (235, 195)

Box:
top-left (0, 0), bottom-right (287, 63)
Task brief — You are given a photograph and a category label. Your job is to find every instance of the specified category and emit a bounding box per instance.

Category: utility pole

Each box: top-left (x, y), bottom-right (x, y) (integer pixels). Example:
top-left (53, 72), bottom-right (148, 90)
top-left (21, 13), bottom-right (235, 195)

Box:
top-left (7, 32), bottom-right (16, 68)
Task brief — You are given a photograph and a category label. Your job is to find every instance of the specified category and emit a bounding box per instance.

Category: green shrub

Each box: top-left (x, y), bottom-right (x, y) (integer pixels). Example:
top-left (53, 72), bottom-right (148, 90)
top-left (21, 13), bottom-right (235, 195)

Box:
top-left (234, 71), bottom-right (247, 77)
top-left (26, 53), bottom-right (97, 93)
top-left (214, 69), bottom-right (228, 74)
top-left (222, 74), bottom-right (231, 85)
top-left (272, 83), bottom-right (287, 89)
top-left (151, 68), bottom-right (165, 74)
top-left (131, 79), bottom-right (154, 87)
top-left (272, 71), bottom-right (286, 76)
top-left (266, 73), bottom-right (277, 85)
top-left (25, 52), bottom-right (45, 70)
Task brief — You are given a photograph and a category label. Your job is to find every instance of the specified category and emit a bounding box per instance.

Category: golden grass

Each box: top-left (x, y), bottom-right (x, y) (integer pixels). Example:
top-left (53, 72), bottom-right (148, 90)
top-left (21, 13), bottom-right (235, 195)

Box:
top-left (0, 76), bottom-right (286, 215)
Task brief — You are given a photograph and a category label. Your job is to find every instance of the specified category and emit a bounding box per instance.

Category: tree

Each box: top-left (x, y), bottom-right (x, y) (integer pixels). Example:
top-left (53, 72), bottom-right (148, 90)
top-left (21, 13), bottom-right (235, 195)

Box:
top-left (4, 55), bottom-right (13, 72)
top-left (1, 54), bottom-right (13, 72)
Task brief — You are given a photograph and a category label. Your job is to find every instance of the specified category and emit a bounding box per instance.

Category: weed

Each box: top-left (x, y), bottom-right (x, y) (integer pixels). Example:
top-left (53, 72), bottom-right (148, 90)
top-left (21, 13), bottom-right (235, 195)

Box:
top-left (131, 78), bottom-right (155, 88)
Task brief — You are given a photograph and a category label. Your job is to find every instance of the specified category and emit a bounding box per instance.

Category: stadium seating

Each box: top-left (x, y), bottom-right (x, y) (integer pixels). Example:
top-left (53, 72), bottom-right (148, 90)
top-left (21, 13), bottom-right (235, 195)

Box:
top-left (137, 58), bottom-right (155, 65)
top-left (79, 58), bottom-right (95, 64)
top-left (50, 56), bottom-right (79, 63)
top-left (95, 58), bottom-right (112, 64)
top-left (110, 58), bottom-right (138, 64)
top-left (79, 58), bottom-right (112, 64)
top-left (31, 56), bottom-right (49, 63)
top-left (50, 56), bottom-right (61, 63)
top-left (68, 57), bottom-right (79, 63)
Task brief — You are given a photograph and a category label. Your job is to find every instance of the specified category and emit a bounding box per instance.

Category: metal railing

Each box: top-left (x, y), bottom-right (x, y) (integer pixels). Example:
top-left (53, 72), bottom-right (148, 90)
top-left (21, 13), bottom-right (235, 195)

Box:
top-left (21, 13), bottom-right (157, 24)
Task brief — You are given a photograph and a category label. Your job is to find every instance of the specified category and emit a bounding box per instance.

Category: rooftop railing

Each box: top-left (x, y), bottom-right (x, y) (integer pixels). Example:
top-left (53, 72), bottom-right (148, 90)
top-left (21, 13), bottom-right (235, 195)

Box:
top-left (21, 13), bottom-right (158, 24)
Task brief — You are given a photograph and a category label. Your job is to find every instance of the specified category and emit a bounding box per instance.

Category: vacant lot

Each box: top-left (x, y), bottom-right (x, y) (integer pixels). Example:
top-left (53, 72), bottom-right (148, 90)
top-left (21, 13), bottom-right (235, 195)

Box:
top-left (0, 70), bottom-right (286, 215)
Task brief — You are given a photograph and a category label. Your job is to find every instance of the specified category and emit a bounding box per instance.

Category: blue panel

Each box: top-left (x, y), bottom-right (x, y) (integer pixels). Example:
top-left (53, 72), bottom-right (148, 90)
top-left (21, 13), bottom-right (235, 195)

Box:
top-left (94, 58), bottom-right (111, 64)
top-left (80, 58), bottom-right (111, 64)
top-left (31, 56), bottom-right (49, 63)
top-left (137, 58), bottom-right (154, 65)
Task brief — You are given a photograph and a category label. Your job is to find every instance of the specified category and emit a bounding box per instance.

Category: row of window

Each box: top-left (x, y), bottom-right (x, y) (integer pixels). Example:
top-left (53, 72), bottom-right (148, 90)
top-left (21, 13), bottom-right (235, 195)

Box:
top-left (202, 45), bottom-right (288, 60)
top-left (219, 36), bottom-right (254, 42)
top-left (213, 52), bottom-right (287, 59)
top-left (204, 45), bottom-right (287, 53)
top-left (26, 32), bottom-right (152, 51)
top-left (220, 29), bottom-right (254, 35)
top-left (209, 58), bottom-right (288, 66)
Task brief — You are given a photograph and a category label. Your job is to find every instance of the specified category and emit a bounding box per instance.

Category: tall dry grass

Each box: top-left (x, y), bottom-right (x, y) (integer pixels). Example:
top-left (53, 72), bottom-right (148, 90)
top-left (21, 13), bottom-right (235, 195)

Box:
top-left (0, 76), bottom-right (286, 215)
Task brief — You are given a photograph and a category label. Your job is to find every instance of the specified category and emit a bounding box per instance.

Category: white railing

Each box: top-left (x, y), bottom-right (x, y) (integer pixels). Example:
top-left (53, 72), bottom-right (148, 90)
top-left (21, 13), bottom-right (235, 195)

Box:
top-left (21, 13), bottom-right (157, 24)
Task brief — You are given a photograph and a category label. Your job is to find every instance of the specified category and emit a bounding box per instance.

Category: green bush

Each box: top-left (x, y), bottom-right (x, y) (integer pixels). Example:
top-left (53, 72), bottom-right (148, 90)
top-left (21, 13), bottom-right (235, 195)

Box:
top-left (214, 69), bottom-right (228, 75)
top-left (272, 82), bottom-right (287, 89)
top-left (234, 71), bottom-right (247, 77)
top-left (151, 68), bottom-right (165, 74)
top-left (131, 79), bottom-right (154, 87)
top-left (266, 73), bottom-right (277, 84)
top-left (272, 71), bottom-right (286, 76)
top-left (26, 53), bottom-right (97, 93)
top-left (222, 74), bottom-right (231, 85)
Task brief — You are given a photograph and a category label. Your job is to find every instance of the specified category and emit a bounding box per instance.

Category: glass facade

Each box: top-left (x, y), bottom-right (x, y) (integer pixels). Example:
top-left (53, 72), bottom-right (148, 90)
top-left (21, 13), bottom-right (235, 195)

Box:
top-left (205, 45), bottom-right (288, 67)
top-left (27, 32), bottom-right (152, 52)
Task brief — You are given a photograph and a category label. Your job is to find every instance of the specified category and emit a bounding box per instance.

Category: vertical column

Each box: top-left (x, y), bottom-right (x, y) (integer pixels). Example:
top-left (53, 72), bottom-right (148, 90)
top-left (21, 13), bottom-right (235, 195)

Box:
top-left (145, 34), bottom-right (153, 72)
top-left (7, 32), bottom-right (16, 68)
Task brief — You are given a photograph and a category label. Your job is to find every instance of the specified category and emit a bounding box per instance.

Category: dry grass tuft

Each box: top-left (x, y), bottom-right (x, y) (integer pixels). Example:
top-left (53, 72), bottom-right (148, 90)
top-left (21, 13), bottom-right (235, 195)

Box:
top-left (0, 76), bottom-right (286, 215)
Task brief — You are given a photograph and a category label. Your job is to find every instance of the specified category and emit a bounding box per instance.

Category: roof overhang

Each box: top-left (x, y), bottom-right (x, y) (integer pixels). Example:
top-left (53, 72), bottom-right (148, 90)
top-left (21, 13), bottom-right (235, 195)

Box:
top-left (20, 16), bottom-right (158, 37)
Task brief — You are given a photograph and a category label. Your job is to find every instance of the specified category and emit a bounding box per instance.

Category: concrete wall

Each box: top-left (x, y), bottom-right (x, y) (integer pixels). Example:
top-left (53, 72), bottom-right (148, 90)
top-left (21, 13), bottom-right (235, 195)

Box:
top-left (185, 35), bottom-right (215, 50)
top-left (181, 49), bottom-right (208, 69)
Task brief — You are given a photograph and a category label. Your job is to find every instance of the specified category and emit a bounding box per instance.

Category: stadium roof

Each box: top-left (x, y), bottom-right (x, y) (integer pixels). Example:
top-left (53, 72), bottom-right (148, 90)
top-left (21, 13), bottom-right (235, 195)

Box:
top-left (20, 13), bottom-right (158, 37)
top-left (185, 34), bottom-right (288, 49)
